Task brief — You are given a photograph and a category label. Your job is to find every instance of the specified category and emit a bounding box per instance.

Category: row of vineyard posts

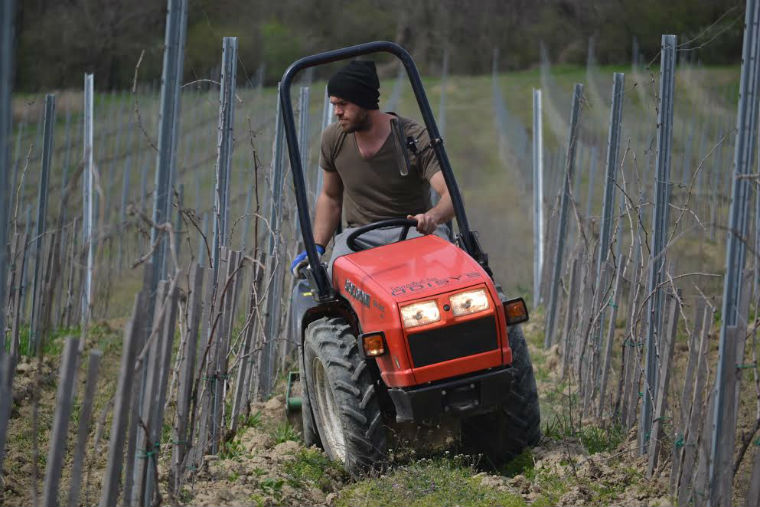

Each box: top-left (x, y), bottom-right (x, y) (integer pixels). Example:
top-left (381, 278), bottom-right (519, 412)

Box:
top-left (1, 0), bottom-right (760, 505)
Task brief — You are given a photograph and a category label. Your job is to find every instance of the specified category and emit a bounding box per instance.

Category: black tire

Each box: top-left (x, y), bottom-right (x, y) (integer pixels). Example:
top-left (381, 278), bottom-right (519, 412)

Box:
top-left (461, 325), bottom-right (541, 467)
top-left (303, 316), bottom-right (387, 475)
top-left (299, 345), bottom-right (321, 447)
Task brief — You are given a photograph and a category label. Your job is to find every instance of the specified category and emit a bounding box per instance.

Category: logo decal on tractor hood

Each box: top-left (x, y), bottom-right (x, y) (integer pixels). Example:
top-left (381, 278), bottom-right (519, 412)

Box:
top-left (345, 279), bottom-right (371, 307)
top-left (390, 272), bottom-right (482, 297)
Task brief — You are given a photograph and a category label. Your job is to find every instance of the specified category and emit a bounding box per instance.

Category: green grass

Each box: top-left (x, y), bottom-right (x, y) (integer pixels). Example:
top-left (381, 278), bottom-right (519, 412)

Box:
top-left (3, 321), bottom-right (120, 359)
top-left (527, 468), bottom-right (567, 506)
top-left (587, 476), bottom-right (630, 504)
top-left (88, 321), bottom-right (123, 352)
top-left (5, 324), bottom-right (81, 358)
top-left (259, 477), bottom-right (285, 501)
top-left (543, 412), bottom-right (625, 455)
top-left (283, 447), bottom-right (346, 491)
top-left (160, 421), bottom-right (173, 446)
top-left (531, 464), bottom-right (640, 506)
top-left (499, 448), bottom-right (535, 478)
top-left (579, 423), bottom-right (626, 454)
top-left (271, 421), bottom-right (300, 444)
top-left (219, 438), bottom-right (247, 460)
top-left (238, 410), bottom-right (263, 429)
top-left (247, 476), bottom-right (286, 507)
top-left (335, 458), bottom-right (526, 507)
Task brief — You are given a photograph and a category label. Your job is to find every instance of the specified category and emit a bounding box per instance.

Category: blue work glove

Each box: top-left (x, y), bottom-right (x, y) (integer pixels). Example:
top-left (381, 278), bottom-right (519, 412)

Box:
top-left (291, 244), bottom-right (325, 277)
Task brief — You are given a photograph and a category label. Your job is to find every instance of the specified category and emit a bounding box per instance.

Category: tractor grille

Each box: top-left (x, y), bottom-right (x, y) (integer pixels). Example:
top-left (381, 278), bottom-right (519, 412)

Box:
top-left (407, 315), bottom-right (498, 367)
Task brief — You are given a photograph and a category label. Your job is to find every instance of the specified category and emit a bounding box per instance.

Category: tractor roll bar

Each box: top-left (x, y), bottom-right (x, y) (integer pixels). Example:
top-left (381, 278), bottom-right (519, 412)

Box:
top-left (279, 41), bottom-right (488, 301)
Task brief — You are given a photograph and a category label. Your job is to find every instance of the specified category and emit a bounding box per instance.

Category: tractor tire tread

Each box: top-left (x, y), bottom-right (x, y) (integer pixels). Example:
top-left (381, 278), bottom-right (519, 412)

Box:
top-left (344, 407), bottom-right (368, 425)
top-left (359, 385), bottom-right (376, 410)
top-left (352, 361), bottom-right (367, 382)
top-left (334, 380), bottom-right (361, 397)
top-left (304, 317), bottom-right (387, 476)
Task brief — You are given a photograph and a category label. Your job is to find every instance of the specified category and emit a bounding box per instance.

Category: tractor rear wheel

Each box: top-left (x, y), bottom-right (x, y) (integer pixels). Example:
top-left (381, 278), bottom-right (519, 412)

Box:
top-left (303, 316), bottom-right (387, 475)
top-left (461, 325), bottom-right (541, 467)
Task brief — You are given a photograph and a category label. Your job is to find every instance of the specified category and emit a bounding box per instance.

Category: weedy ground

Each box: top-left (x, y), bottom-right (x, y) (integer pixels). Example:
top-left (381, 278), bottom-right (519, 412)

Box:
top-left (174, 315), bottom-right (675, 507)
top-left (2, 313), bottom-right (676, 507)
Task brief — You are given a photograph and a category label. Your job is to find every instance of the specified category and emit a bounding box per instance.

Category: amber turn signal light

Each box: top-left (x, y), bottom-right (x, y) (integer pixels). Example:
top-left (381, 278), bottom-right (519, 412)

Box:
top-left (360, 332), bottom-right (387, 357)
top-left (504, 297), bottom-right (529, 325)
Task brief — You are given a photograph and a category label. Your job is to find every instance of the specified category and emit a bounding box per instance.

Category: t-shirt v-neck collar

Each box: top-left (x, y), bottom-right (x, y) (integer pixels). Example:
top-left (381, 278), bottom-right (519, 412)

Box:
top-left (352, 129), bottom-right (392, 161)
top-left (353, 112), bottom-right (400, 161)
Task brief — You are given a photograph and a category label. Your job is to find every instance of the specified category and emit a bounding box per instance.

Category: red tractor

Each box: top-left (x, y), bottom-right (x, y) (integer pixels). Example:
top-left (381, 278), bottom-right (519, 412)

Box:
top-left (282, 42), bottom-right (540, 475)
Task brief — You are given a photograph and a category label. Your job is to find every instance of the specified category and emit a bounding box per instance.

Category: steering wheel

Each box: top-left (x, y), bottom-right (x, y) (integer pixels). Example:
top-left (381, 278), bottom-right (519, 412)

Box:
top-left (346, 218), bottom-right (418, 252)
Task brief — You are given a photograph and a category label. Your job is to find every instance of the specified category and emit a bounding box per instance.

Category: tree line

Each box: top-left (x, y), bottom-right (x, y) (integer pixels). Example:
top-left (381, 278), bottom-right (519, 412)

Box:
top-left (13, 0), bottom-right (744, 91)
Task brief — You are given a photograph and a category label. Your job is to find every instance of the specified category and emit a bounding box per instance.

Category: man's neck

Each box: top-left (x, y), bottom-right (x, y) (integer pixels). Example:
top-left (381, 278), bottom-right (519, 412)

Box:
top-left (354, 110), bottom-right (392, 144)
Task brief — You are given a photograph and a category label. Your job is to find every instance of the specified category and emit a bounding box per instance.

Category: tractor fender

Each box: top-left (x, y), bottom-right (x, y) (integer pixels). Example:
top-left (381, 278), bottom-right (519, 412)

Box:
top-left (291, 278), bottom-right (360, 345)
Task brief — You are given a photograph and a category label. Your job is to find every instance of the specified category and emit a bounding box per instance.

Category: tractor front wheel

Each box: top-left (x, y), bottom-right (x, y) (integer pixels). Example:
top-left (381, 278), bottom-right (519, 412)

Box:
top-left (303, 316), bottom-right (387, 475)
top-left (461, 324), bottom-right (541, 467)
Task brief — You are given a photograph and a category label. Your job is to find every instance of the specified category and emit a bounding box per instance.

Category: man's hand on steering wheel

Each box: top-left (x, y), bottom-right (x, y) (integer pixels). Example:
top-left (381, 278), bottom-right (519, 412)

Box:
top-left (407, 212), bottom-right (437, 235)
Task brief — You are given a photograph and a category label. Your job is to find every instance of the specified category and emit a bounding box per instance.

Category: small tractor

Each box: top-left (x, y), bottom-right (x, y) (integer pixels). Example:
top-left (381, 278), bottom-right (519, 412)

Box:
top-left (281, 41), bottom-right (540, 475)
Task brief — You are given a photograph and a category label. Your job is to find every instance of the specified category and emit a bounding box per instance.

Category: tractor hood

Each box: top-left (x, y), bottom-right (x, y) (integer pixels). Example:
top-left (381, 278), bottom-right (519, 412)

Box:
top-left (330, 234), bottom-right (509, 389)
top-left (334, 235), bottom-right (489, 303)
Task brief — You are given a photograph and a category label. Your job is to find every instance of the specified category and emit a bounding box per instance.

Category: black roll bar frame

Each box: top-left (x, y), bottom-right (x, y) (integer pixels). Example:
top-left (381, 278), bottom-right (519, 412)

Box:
top-left (279, 41), bottom-right (490, 301)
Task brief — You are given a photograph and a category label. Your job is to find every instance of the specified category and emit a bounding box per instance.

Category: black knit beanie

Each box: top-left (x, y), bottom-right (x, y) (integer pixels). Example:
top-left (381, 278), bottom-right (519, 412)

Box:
top-left (327, 60), bottom-right (380, 110)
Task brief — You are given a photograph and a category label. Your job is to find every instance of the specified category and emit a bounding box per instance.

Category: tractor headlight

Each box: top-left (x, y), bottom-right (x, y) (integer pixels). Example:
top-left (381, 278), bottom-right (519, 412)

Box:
top-left (449, 289), bottom-right (490, 316)
top-left (400, 300), bottom-right (440, 328)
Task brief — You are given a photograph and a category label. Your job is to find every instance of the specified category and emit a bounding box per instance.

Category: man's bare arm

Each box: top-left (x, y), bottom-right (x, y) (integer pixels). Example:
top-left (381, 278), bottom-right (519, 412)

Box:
top-left (408, 171), bottom-right (454, 234)
top-left (313, 170), bottom-right (343, 247)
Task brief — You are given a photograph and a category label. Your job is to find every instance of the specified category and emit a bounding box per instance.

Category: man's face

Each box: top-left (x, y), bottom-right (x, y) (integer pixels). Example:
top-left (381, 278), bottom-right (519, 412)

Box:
top-left (330, 96), bottom-right (370, 133)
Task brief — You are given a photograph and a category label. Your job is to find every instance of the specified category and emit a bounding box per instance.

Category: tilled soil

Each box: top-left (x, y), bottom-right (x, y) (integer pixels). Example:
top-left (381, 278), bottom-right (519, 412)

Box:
top-left (2, 356), bottom-right (59, 505)
top-left (1, 326), bottom-right (678, 507)
top-left (177, 393), bottom-right (672, 507)
top-left (178, 395), bottom-right (349, 506)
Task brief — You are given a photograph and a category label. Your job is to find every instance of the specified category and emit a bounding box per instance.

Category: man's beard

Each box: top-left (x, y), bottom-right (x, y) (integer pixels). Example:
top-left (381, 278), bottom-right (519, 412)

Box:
top-left (340, 110), bottom-right (370, 133)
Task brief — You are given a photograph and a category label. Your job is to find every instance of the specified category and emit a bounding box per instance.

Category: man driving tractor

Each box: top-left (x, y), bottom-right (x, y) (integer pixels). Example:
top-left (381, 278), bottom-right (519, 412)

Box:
top-left (284, 44), bottom-right (539, 476)
top-left (291, 60), bottom-right (453, 275)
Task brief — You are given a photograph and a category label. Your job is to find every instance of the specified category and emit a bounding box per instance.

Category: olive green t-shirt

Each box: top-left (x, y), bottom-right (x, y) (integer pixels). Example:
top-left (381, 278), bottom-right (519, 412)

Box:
top-left (319, 116), bottom-right (441, 227)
